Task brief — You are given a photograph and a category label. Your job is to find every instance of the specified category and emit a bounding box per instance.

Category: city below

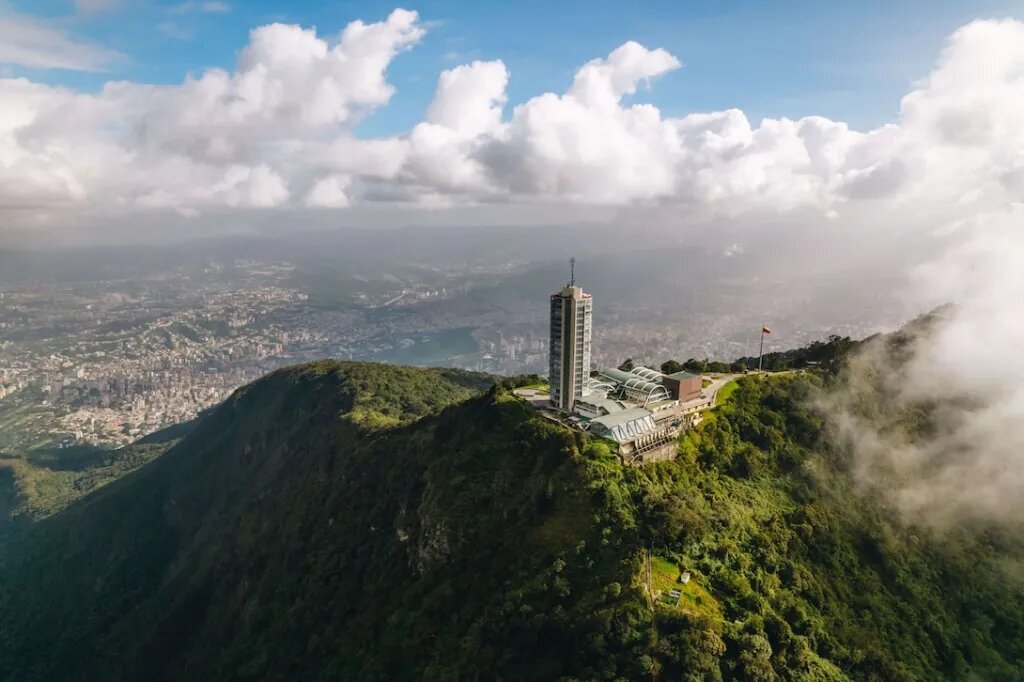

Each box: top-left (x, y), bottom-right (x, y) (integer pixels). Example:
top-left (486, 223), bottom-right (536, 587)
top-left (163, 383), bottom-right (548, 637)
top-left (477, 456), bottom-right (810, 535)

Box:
top-left (0, 250), bottom-right (899, 453)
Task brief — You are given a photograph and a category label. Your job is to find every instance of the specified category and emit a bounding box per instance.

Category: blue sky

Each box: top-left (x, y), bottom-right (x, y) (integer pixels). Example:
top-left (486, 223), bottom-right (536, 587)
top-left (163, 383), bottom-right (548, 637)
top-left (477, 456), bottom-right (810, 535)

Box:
top-left (8, 0), bottom-right (1024, 136)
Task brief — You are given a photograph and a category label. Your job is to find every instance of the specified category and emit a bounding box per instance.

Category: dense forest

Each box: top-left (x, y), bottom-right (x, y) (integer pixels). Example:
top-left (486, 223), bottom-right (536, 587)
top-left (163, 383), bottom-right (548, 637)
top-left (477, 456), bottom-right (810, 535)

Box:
top-left (0, 344), bottom-right (1022, 679)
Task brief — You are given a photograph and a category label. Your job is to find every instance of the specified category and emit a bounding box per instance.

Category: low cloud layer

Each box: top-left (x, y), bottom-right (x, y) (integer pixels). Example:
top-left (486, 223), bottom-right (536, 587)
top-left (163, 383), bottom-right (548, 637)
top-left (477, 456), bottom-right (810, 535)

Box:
top-left (823, 204), bottom-right (1024, 531)
top-left (0, 9), bottom-right (1022, 226)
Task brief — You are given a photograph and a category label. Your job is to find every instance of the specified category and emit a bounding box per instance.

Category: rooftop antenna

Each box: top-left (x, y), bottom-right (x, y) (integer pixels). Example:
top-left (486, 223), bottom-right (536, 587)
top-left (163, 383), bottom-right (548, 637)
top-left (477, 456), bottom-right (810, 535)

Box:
top-left (570, 257), bottom-right (576, 286)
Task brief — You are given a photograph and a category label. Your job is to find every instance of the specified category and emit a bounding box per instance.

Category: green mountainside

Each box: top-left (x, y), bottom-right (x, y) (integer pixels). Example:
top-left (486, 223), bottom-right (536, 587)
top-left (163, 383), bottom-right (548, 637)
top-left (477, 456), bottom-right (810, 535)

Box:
top-left (0, 440), bottom-right (173, 528)
top-left (0, 357), bottom-right (1022, 681)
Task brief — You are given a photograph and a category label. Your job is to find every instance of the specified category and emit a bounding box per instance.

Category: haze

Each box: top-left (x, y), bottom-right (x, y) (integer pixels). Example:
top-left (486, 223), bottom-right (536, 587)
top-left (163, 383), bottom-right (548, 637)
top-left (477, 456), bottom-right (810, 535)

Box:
top-left (2, 1), bottom-right (1024, 531)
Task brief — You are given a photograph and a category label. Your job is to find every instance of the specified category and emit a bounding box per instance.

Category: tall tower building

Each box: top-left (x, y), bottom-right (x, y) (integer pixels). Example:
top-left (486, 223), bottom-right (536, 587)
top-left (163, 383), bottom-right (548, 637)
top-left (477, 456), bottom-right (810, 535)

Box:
top-left (549, 259), bottom-right (592, 412)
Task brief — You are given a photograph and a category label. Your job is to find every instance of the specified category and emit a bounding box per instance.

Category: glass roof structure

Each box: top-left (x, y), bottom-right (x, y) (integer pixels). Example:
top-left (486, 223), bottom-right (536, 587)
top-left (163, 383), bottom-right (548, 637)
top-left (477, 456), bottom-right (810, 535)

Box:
top-left (589, 408), bottom-right (658, 443)
top-left (629, 366), bottom-right (664, 382)
top-left (598, 368), bottom-right (671, 405)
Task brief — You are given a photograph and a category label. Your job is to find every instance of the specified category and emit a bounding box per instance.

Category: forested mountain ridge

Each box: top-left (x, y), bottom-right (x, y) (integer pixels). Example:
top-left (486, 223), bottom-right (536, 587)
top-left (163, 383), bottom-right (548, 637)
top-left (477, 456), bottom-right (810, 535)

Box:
top-left (0, 355), bottom-right (1022, 680)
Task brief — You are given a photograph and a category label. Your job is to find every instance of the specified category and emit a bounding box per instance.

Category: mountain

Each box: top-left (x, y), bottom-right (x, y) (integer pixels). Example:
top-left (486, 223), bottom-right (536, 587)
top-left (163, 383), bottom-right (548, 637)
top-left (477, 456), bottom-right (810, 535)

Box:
top-left (0, 359), bottom-right (1022, 681)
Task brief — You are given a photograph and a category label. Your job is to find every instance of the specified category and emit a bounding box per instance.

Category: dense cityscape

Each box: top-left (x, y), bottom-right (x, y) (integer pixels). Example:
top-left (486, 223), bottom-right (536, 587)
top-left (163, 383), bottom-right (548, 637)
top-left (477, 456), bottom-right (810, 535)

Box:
top-left (0, 254), bottom-right (900, 452)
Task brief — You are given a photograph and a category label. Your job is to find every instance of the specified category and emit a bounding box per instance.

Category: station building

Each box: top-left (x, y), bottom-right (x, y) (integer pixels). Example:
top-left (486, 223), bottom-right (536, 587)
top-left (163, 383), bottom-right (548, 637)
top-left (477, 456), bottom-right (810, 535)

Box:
top-left (545, 265), bottom-right (712, 465)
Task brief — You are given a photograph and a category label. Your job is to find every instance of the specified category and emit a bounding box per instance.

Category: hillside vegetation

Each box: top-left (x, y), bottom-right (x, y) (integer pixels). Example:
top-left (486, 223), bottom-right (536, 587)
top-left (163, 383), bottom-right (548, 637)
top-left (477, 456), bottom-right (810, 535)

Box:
top-left (0, 441), bottom-right (172, 527)
top-left (0, 359), bottom-right (1021, 680)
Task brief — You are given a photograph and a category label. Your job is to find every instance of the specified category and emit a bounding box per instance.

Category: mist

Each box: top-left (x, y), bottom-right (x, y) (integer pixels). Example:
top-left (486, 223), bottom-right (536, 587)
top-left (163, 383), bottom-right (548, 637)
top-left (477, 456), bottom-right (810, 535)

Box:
top-left (822, 204), bottom-right (1024, 532)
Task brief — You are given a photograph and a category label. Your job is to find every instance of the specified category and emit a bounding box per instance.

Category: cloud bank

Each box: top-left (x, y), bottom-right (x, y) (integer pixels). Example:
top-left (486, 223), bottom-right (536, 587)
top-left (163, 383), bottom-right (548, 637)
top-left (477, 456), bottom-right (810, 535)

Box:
top-left (1, 10), bottom-right (1022, 223)
top-left (822, 203), bottom-right (1024, 532)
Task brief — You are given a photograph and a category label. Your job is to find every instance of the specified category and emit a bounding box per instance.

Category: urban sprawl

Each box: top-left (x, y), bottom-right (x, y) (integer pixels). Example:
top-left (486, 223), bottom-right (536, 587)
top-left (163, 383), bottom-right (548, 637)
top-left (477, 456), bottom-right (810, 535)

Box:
top-left (0, 257), bottom-right (885, 453)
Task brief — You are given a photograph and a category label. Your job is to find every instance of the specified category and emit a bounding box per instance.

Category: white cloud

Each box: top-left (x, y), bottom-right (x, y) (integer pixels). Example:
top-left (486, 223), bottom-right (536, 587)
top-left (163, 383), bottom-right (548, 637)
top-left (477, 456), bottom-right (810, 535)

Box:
top-left (0, 8), bottom-right (123, 71)
top-left (211, 164), bottom-right (290, 207)
top-left (0, 8), bottom-right (424, 213)
top-left (132, 9), bottom-right (424, 163)
top-left (568, 41), bottom-right (681, 109)
top-left (475, 43), bottom-right (683, 203)
top-left (0, 12), bottom-right (1022, 225)
top-left (306, 175), bottom-right (351, 208)
top-left (825, 204), bottom-right (1024, 530)
top-left (388, 59), bottom-right (509, 194)
top-left (425, 60), bottom-right (507, 138)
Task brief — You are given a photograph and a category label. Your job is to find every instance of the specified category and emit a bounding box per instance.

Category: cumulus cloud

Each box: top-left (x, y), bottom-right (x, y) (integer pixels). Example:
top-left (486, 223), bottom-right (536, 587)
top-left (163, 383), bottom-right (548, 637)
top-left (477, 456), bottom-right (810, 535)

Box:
top-left (0, 8), bottom-right (423, 212)
top-left (475, 42), bottom-right (682, 202)
top-left (396, 59), bottom-right (509, 194)
top-left (425, 60), bottom-right (508, 137)
top-left (0, 10), bottom-right (1023, 223)
top-left (306, 174), bottom-right (351, 208)
top-left (139, 10), bottom-right (424, 157)
top-left (823, 205), bottom-right (1024, 531)
top-left (0, 8), bottom-right (124, 71)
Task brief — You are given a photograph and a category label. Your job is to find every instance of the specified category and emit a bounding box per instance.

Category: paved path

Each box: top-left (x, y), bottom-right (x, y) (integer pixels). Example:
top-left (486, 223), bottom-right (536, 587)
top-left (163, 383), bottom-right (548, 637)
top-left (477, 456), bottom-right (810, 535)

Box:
top-left (673, 374), bottom-right (739, 412)
top-left (704, 374), bottom-right (740, 405)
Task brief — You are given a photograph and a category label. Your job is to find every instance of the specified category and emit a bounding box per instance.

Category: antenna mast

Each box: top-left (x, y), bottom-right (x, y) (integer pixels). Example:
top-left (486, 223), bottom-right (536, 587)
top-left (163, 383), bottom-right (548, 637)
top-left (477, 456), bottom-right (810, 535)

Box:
top-left (570, 257), bottom-right (576, 286)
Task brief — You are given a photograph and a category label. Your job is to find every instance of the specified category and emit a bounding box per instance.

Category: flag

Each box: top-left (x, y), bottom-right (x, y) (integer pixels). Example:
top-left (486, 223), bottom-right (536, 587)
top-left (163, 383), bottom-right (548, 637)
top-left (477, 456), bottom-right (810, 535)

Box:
top-left (762, 326), bottom-right (771, 334)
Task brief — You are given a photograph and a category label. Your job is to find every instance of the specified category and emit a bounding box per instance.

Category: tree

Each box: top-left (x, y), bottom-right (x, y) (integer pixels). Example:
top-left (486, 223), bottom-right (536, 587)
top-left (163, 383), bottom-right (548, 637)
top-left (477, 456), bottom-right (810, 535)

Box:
top-left (660, 360), bottom-right (684, 375)
top-left (618, 358), bottom-right (635, 372)
top-left (737, 633), bottom-right (777, 681)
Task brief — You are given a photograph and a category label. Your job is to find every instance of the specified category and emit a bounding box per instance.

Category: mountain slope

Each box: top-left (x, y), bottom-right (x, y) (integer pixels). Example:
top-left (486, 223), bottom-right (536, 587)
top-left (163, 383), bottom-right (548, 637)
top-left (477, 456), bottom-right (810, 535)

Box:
top-left (1, 360), bottom-right (1022, 681)
top-left (0, 362), bottom-right (653, 681)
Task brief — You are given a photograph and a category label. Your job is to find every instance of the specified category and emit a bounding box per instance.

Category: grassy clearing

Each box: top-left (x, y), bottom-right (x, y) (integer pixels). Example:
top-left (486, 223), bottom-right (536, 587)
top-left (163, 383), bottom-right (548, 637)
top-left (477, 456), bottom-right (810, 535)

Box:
top-left (714, 380), bottom-right (739, 406)
top-left (650, 555), bottom-right (722, 620)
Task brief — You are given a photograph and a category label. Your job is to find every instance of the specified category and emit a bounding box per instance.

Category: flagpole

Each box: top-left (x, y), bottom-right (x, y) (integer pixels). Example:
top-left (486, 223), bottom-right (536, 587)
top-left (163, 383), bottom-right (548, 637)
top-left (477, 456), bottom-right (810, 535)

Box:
top-left (758, 326), bottom-right (765, 373)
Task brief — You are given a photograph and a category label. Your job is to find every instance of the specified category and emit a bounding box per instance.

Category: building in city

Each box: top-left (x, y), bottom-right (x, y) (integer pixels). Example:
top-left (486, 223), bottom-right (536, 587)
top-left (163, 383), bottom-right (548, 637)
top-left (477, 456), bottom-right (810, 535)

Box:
top-left (549, 261), bottom-right (592, 412)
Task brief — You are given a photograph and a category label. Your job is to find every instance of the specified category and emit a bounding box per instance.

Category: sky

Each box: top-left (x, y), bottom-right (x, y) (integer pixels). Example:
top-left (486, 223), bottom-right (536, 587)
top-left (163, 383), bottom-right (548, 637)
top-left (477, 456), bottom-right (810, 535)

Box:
top-left (0, 0), bottom-right (1023, 238)
top-left (5, 2), bottom-right (1024, 525)
top-left (8, 0), bottom-right (1023, 133)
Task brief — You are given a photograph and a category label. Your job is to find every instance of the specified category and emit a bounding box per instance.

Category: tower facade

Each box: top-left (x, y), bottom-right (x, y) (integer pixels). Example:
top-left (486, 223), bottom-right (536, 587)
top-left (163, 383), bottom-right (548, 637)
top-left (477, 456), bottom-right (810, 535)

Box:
top-left (549, 281), bottom-right (592, 412)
